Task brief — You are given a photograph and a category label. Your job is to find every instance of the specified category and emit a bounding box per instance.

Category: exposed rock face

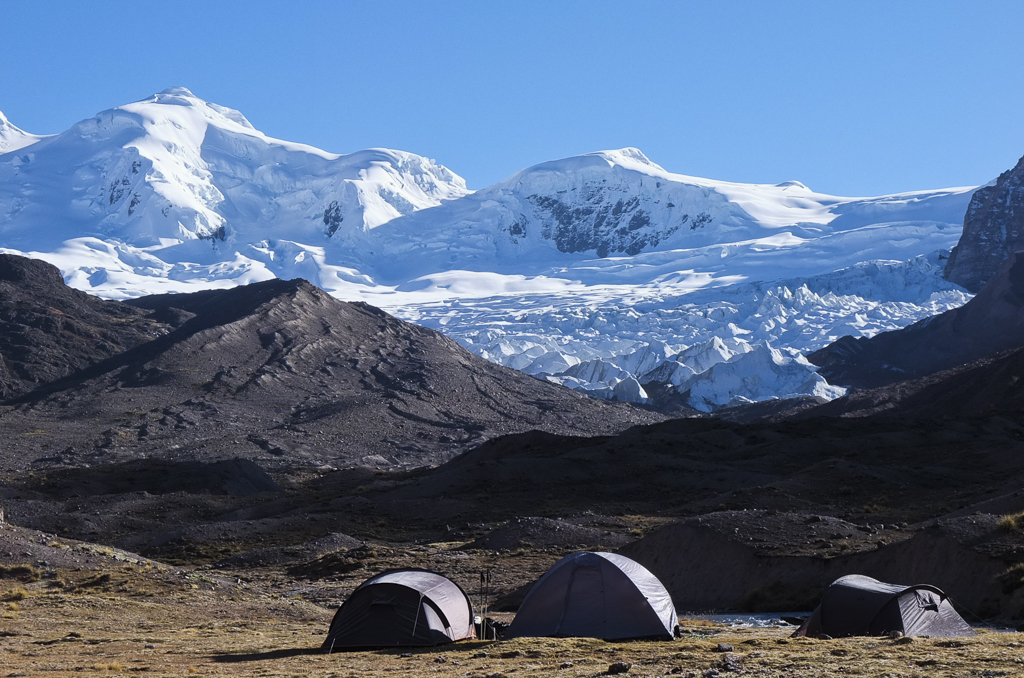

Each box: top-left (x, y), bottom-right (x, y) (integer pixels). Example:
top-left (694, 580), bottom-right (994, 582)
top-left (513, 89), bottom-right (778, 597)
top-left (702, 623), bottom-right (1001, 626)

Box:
top-left (945, 153), bottom-right (1024, 292)
top-left (810, 250), bottom-right (1024, 389)
top-left (526, 189), bottom-right (688, 257)
top-left (0, 254), bottom-right (169, 400)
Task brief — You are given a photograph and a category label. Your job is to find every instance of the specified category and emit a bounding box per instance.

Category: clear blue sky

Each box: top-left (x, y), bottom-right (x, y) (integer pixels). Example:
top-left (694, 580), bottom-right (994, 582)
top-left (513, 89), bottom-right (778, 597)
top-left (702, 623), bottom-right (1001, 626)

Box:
top-left (2, 0), bottom-right (1022, 195)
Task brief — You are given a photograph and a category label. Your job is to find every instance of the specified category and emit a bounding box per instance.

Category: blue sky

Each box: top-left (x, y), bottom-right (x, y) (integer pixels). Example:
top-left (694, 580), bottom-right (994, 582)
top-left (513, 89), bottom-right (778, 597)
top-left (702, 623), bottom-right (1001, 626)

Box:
top-left (2, 0), bottom-right (1022, 195)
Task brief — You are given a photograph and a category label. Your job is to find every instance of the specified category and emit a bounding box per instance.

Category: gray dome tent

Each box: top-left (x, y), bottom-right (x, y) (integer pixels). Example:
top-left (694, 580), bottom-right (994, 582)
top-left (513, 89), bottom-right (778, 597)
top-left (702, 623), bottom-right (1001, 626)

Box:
top-left (796, 574), bottom-right (975, 638)
top-left (322, 569), bottom-right (475, 650)
top-left (506, 551), bottom-right (677, 641)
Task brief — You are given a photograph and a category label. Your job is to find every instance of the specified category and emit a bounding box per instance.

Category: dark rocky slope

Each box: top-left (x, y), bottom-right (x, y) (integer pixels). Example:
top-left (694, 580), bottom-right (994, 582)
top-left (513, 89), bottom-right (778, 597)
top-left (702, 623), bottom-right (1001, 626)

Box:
top-left (802, 345), bottom-right (1024, 419)
top-left (621, 511), bottom-right (1024, 617)
top-left (810, 250), bottom-right (1024, 389)
top-left (945, 153), bottom-right (1024, 292)
top-left (0, 256), bottom-right (660, 473)
top-left (0, 254), bottom-right (169, 400)
top-left (361, 415), bottom-right (1024, 535)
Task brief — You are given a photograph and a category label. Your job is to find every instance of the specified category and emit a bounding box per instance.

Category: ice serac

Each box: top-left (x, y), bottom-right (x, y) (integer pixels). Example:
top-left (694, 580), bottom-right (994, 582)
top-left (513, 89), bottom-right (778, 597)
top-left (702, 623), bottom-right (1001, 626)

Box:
top-left (0, 87), bottom-right (468, 256)
top-left (811, 249), bottom-right (1024, 389)
top-left (944, 153), bottom-right (1024, 292)
top-left (677, 341), bottom-right (844, 412)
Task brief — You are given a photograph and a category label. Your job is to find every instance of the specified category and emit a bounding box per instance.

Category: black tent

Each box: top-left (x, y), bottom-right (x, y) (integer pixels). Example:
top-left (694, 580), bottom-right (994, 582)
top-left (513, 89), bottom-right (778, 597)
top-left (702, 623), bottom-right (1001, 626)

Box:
top-left (505, 551), bottom-right (677, 641)
top-left (796, 574), bottom-right (975, 638)
top-left (322, 569), bottom-right (475, 650)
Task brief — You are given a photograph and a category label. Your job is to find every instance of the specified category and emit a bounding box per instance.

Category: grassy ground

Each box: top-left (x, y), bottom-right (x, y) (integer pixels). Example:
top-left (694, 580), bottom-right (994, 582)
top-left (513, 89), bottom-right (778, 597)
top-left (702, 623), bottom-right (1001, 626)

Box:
top-left (3, 570), bottom-right (1023, 678)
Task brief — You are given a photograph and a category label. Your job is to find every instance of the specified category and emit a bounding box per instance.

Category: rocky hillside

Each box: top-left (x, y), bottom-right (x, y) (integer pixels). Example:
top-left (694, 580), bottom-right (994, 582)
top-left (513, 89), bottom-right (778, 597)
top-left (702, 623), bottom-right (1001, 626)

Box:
top-left (944, 153), bottom-right (1024, 292)
top-left (0, 255), bottom-right (659, 473)
top-left (809, 250), bottom-right (1024, 389)
top-left (801, 345), bottom-right (1024, 420)
top-left (0, 253), bottom-right (168, 399)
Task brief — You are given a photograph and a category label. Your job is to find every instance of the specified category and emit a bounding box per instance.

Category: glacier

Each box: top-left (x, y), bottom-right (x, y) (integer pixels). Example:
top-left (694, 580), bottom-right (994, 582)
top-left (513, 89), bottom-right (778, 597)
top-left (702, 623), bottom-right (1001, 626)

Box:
top-left (0, 89), bottom-right (978, 411)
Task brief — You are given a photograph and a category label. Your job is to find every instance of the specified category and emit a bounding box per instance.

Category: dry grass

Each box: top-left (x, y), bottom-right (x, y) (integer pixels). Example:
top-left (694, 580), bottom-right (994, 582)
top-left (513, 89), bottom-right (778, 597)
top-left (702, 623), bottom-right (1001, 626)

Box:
top-left (0, 563), bottom-right (41, 581)
top-left (0, 565), bottom-right (1020, 677)
top-left (999, 510), bottom-right (1024, 531)
top-left (2, 586), bottom-right (28, 601)
top-left (997, 562), bottom-right (1024, 593)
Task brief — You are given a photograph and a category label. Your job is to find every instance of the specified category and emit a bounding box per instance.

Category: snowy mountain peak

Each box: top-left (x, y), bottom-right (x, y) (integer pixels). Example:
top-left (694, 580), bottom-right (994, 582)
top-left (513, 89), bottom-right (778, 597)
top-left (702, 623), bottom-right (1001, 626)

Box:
top-left (775, 180), bottom-right (810, 190)
top-left (158, 86), bottom-right (197, 96)
top-left (0, 89), bottom-right (469, 251)
top-left (130, 86), bottom-right (257, 132)
top-left (0, 109), bottom-right (43, 154)
top-left (594, 147), bottom-right (665, 172)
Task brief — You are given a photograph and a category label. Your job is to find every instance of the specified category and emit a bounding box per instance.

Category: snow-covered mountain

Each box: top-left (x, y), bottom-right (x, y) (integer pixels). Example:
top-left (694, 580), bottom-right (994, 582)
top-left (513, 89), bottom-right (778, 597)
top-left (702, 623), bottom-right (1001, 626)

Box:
top-left (0, 89), bottom-right (979, 411)
top-left (0, 110), bottom-right (43, 154)
top-left (0, 87), bottom-right (467, 254)
top-left (363, 147), bottom-right (973, 285)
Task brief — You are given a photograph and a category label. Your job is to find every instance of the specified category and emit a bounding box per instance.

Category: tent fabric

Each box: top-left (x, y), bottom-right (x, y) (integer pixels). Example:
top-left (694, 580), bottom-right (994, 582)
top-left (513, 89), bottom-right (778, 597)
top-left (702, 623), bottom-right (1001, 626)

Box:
top-left (322, 569), bottom-right (475, 650)
top-left (506, 551), bottom-right (677, 641)
top-left (796, 574), bottom-right (974, 638)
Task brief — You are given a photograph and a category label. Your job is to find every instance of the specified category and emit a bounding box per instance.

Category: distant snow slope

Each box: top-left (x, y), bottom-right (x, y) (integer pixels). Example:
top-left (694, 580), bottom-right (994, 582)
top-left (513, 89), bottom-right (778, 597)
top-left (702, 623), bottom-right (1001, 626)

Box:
top-left (0, 111), bottom-right (44, 154)
top-left (0, 91), bottom-right (977, 410)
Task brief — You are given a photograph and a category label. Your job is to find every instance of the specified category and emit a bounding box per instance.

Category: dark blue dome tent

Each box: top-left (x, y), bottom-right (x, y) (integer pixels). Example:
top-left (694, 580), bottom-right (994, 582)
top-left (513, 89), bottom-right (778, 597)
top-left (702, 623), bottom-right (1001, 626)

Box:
top-left (795, 574), bottom-right (975, 638)
top-left (322, 569), bottom-right (475, 651)
top-left (505, 551), bottom-right (678, 641)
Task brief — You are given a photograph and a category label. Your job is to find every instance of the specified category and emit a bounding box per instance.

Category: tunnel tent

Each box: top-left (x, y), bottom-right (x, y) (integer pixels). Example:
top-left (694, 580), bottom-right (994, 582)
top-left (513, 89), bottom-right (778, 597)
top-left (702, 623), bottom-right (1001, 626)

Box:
top-left (796, 574), bottom-right (975, 638)
top-left (506, 551), bottom-right (678, 641)
top-left (322, 569), bottom-right (475, 650)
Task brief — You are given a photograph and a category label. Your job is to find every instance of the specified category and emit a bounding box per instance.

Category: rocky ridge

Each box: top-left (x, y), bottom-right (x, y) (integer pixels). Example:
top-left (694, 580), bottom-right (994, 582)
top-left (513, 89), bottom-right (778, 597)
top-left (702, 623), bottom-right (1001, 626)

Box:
top-left (0, 254), bottom-right (659, 473)
top-left (945, 153), bottom-right (1024, 292)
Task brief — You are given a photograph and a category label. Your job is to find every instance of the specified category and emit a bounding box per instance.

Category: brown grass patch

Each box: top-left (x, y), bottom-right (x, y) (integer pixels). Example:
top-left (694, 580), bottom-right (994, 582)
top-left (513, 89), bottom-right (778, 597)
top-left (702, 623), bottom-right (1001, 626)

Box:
top-left (0, 564), bottom-right (41, 582)
top-left (2, 586), bottom-right (28, 601)
top-left (999, 511), bottom-right (1024, 531)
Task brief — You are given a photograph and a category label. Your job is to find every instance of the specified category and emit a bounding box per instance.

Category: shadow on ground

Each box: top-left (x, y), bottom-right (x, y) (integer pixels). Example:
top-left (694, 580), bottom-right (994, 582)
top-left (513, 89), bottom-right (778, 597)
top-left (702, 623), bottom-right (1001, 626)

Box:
top-left (211, 647), bottom-right (323, 662)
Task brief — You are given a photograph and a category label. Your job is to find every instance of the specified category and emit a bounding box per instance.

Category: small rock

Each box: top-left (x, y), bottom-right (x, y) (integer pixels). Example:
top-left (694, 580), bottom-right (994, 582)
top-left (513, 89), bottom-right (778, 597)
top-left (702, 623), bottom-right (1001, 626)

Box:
top-left (887, 630), bottom-right (904, 639)
top-left (607, 661), bottom-right (632, 675)
top-left (501, 650), bottom-right (524, 659)
top-left (714, 643), bottom-right (733, 652)
top-left (718, 653), bottom-right (743, 672)
top-left (473, 651), bottom-right (489, 658)
top-left (434, 655), bottom-right (448, 663)
top-left (895, 635), bottom-right (914, 645)
top-left (399, 652), bottom-right (412, 658)
top-left (559, 661), bottom-right (573, 669)
top-left (144, 643), bottom-right (155, 649)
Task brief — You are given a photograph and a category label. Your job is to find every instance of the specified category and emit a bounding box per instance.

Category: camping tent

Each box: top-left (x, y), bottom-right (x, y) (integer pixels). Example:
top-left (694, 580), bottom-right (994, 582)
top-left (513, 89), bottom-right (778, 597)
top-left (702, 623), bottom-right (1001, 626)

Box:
top-left (322, 569), bottom-right (475, 650)
top-left (796, 574), bottom-right (975, 638)
top-left (506, 551), bottom-right (677, 640)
